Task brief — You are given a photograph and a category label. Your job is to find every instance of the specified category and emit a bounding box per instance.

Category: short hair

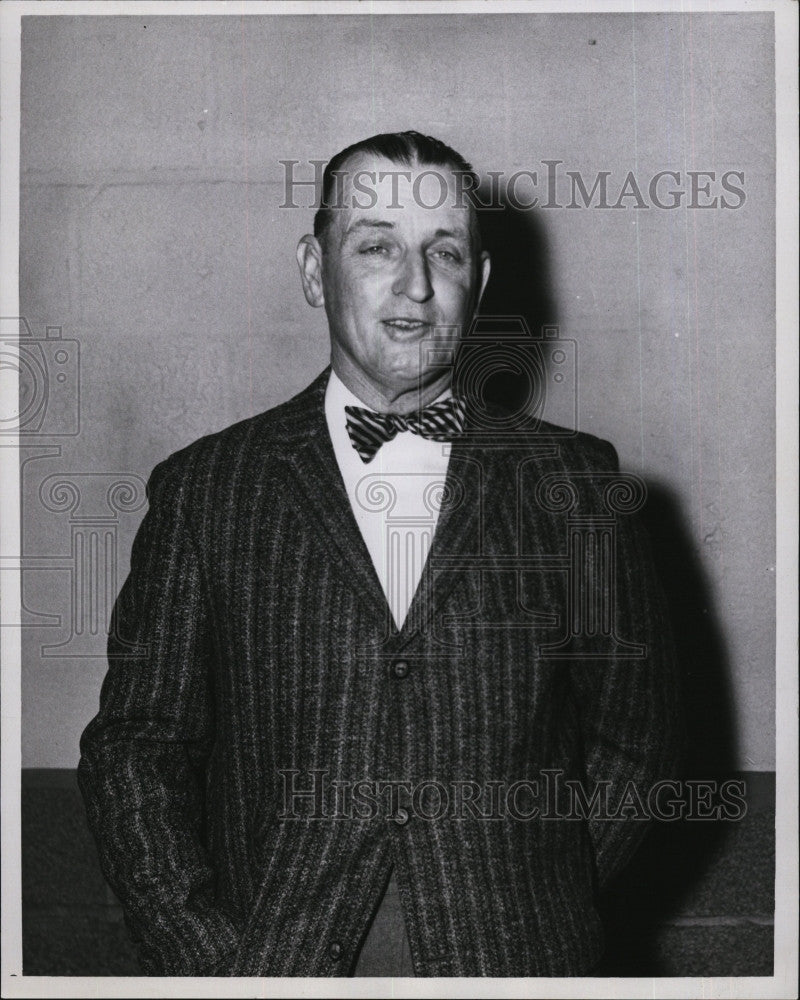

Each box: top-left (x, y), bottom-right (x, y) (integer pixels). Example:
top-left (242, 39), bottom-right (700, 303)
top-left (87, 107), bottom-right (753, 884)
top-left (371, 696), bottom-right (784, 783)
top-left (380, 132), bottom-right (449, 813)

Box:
top-left (313, 130), bottom-right (480, 249)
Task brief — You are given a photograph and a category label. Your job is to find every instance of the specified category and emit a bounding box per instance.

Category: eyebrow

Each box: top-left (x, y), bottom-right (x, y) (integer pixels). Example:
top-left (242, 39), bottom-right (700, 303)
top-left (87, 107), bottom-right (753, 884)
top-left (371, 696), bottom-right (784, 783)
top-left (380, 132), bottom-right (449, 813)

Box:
top-left (432, 227), bottom-right (470, 241)
top-left (344, 219), bottom-right (395, 237)
top-left (343, 220), bottom-right (471, 241)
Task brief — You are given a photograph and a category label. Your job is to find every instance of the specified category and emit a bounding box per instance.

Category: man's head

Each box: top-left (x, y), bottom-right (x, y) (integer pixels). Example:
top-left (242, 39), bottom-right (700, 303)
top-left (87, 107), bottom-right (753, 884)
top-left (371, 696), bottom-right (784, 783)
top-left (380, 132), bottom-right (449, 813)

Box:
top-left (296, 131), bottom-right (491, 412)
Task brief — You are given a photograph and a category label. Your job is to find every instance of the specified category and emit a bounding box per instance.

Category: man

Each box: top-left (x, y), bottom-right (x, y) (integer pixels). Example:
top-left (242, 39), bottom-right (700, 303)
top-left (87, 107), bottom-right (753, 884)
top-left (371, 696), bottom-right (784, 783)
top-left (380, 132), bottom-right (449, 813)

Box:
top-left (78, 131), bottom-right (681, 977)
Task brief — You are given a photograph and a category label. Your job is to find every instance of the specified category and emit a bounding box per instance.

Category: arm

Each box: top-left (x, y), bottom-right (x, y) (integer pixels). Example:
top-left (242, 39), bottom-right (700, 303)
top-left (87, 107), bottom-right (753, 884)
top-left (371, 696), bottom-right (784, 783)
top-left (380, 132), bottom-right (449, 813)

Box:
top-left (77, 457), bottom-right (240, 975)
top-left (568, 444), bottom-right (684, 891)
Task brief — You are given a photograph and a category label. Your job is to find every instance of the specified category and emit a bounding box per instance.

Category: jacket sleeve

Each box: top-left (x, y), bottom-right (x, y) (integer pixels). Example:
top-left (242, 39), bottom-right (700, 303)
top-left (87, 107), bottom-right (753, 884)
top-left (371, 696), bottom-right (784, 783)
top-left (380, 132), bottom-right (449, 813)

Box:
top-left (77, 456), bottom-right (241, 975)
top-left (567, 442), bottom-right (684, 892)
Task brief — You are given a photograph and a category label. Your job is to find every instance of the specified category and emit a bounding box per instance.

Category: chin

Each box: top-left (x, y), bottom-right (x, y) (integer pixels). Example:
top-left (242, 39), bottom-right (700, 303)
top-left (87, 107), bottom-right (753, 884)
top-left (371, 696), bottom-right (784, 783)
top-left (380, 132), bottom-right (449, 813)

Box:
top-left (372, 351), bottom-right (422, 378)
top-left (382, 367), bottom-right (443, 395)
top-left (376, 372), bottom-right (422, 392)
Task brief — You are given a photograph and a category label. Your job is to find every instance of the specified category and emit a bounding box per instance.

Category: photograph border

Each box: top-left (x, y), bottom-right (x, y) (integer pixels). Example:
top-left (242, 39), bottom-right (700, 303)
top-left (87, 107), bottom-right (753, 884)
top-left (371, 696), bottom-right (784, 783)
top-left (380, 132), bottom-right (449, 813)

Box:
top-left (1, 2), bottom-right (796, 997)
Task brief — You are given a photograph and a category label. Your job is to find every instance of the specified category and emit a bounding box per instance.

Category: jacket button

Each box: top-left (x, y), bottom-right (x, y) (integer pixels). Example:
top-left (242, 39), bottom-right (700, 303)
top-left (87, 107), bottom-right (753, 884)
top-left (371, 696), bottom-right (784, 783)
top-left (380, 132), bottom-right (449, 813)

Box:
top-left (328, 941), bottom-right (343, 961)
top-left (393, 807), bottom-right (410, 826)
top-left (391, 659), bottom-right (410, 679)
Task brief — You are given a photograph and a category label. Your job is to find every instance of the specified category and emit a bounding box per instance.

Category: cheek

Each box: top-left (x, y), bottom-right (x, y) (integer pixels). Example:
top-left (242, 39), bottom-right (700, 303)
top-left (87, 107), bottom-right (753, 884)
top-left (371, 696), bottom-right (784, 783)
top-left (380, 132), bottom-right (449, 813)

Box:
top-left (350, 280), bottom-right (393, 331)
top-left (328, 273), bottom-right (371, 326)
top-left (435, 278), bottom-right (475, 317)
top-left (338, 264), bottom-right (383, 302)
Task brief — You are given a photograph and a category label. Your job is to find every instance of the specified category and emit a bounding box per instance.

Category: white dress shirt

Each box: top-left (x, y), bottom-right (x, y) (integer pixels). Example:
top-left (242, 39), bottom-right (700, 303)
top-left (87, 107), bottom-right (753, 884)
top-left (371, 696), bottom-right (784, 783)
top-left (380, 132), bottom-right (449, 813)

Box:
top-left (324, 369), bottom-right (453, 631)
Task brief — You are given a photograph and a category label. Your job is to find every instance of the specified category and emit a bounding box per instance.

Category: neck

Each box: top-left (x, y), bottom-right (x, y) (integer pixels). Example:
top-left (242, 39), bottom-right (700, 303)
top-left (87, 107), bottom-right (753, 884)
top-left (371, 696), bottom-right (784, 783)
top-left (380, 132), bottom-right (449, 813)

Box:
top-left (331, 357), bottom-right (452, 414)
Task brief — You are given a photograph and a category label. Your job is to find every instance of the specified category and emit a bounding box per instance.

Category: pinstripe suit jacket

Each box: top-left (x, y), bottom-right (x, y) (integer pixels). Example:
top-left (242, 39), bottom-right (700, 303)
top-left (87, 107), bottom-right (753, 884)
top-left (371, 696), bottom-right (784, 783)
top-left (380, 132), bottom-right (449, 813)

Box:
top-left (78, 366), bottom-right (682, 977)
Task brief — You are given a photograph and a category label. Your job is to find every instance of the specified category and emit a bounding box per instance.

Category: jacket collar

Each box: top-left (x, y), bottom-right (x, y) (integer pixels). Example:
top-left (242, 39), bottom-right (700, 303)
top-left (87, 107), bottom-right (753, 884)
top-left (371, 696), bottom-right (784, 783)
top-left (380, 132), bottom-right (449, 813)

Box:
top-left (271, 366), bottom-right (333, 449)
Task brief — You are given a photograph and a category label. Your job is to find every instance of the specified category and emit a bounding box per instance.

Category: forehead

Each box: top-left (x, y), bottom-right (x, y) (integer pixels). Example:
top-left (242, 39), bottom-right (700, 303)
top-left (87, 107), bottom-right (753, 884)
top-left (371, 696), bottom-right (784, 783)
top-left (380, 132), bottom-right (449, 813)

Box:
top-left (332, 152), bottom-right (475, 243)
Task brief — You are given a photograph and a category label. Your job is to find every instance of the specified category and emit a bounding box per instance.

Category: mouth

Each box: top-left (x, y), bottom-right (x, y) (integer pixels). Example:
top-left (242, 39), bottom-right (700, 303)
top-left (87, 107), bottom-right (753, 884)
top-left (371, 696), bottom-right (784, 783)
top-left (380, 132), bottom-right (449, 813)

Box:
top-left (381, 317), bottom-right (432, 333)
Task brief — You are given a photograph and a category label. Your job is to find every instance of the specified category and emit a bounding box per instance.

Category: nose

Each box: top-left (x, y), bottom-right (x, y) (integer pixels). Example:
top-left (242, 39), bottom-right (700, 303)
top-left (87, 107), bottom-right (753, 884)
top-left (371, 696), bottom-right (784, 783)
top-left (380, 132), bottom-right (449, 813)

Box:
top-left (392, 251), bottom-right (434, 303)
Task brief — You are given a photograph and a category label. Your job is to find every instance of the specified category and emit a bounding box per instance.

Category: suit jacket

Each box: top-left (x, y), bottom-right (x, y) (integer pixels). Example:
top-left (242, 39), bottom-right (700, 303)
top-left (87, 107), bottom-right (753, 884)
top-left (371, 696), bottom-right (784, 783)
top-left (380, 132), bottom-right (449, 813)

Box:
top-left (78, 366), bottom-right (682, 977)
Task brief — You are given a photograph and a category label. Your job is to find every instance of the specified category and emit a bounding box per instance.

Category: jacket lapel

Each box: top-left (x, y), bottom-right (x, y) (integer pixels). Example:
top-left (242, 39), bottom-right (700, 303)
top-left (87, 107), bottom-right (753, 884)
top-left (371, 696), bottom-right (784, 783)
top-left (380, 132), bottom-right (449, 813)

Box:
top-left (397, 436), bottom-right (484, 643)
top-left (275, 369), bottom-right (390, 625)
top-left (396, 404), bottom-right (560, 647)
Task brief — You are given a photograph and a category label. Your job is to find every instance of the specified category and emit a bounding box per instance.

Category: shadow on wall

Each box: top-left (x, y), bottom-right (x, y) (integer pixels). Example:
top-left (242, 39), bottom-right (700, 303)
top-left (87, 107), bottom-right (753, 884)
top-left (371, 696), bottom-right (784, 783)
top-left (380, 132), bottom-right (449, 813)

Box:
top-left (641, 483), bottom-right (739, 780)
top-left (456, 197), bottom-right (558, 414)
top-left (468, 195), bottom-right (755, 975)
top-left (599, 482), bottom-right (744, 976)
top-left (477, 198), bottom-right (558, 334)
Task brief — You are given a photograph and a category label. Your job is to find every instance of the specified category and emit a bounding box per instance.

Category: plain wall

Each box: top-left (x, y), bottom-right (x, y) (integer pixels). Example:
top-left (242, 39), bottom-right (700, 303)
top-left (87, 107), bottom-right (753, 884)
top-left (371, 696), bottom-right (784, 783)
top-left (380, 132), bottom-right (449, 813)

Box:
top-left (18, 13), bottom-right (775, 768)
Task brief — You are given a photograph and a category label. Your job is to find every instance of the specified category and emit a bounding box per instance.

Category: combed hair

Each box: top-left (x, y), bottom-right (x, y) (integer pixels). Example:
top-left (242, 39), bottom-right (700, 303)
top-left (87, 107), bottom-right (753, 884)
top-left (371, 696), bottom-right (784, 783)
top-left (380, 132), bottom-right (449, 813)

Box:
top-left (313, 130), bottom-right (480, 246)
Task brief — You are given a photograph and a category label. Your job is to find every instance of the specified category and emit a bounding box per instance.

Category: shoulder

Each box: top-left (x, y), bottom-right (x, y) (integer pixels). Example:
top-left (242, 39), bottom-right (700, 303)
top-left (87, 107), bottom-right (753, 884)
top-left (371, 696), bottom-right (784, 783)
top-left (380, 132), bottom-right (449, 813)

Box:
top-left (466, 395), bottom-right (620, 473)
top-left (531, 418), bottom-right (620, 473)
top-left (146, 368), bottom-right (328, 497)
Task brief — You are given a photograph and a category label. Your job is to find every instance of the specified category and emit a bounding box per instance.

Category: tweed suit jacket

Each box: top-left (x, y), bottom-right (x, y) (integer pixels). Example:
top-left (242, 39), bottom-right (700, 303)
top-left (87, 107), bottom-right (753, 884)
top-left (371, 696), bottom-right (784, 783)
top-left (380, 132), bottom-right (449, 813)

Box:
top-left (78, 366), bottom-right (682, 977)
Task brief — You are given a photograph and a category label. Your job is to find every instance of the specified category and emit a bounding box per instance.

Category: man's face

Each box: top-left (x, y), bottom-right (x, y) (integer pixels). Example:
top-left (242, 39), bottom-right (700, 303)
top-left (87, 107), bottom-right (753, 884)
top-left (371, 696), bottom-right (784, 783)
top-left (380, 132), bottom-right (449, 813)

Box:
top-left (298, 153), bottom-right (490, 405)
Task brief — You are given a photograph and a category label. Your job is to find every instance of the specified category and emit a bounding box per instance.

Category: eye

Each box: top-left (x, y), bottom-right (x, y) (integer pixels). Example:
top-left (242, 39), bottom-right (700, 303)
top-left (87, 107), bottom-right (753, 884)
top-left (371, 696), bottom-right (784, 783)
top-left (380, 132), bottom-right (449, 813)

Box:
top-left (359, 244), bottom-right (389, 256)
top-left (430, 246), bottom-right (463, 263)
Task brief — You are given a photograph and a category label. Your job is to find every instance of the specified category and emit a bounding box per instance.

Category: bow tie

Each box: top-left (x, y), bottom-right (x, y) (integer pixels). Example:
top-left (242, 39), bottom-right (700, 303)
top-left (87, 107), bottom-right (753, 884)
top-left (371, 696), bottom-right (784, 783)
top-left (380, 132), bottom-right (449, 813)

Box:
top-left (345, 396), bottom-right (467, 463)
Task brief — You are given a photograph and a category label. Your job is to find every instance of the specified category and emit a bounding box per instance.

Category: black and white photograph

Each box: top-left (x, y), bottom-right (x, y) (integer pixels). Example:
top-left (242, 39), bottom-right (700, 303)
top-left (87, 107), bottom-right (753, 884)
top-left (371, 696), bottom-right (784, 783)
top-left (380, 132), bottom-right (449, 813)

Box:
top-left (1, 1), bottom-right (797, 996)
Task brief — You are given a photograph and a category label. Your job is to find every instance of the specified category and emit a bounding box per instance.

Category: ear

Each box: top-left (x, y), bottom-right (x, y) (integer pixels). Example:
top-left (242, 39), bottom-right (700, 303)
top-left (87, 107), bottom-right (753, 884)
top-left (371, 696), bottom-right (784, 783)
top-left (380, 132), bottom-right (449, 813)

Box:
top-left (475, 250), bottom-right (491, 309)
top-left (296, 234), bottom-right (325, 308)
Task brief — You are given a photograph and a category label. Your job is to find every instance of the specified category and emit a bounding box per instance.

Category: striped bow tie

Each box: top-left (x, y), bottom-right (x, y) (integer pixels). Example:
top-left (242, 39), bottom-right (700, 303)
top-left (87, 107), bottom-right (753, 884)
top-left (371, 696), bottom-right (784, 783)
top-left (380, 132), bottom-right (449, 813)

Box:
top-left (345, 397), bottom-right (468, 463)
